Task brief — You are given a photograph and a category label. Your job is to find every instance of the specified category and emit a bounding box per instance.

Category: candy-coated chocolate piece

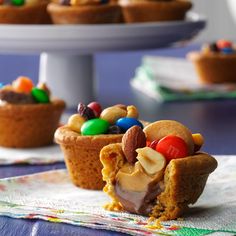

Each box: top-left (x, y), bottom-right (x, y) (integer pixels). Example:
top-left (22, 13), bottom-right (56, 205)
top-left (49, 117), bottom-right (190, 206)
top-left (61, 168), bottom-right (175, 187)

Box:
top-left (101, 0), bottom-right (109, 4)
top-left (81, 118), bottom-right (110, 135)
top-left (0, 89), bottom-right (36, 104)
top-left (221, 47), bottom-right (234, 54)
top-left (88, 101), bottom-right (102, 117)
top-left (78, 103), bottom-right (95, 120)
top-left (107, 125), bottom-right (122, 134)
top-left (11, 0), bottom-right (25, 6)
top-left (67, 114), bottom-right (86, 133)
top-left (12, 76), bottom-right (34, 94)
top-left (149, 139), bottom-right (159, 150)
top-left (59, 0), bottom-right (70, 5)
top-left (209, 43), bottom-right (219, 52)
top-left (146, 140), bottom-right (151, 147)
top-left (0, 83), bottom-right (3, 89)
top-left (31, 87), bottom-right (50, 103)
top-left (143, 120), bottom-right (194, 155)
top-left (216, 40), bottom-right (232, 49)
top-left (156, 135), bottom-right (189, 162)
top-left (115, 117), bottom-right (143, 132)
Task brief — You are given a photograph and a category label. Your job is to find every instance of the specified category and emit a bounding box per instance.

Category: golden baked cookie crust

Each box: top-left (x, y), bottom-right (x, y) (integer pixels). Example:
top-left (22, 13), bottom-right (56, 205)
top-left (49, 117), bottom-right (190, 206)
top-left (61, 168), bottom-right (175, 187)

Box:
top-left (152, 153), bottom-right (217, 220)
top-left (0, 2), bottom-right (51, 24)
top-left (47, 3), bottom-right (122, 24)
top-left (55, 126), bottom-right (123, 190)
top-left (100, 143), bottom-right (217, 220)
top-left (0, 99), bottom-right (65, 148)
top-left (188, 51), bottom-right (236, 83)
top-left (120, 0), bottom-right (192, 23)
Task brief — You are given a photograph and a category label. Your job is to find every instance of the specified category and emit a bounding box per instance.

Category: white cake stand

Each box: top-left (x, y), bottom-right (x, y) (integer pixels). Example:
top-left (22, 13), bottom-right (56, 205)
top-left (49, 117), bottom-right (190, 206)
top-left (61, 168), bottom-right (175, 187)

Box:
top-left (0, 12), bottom-right (205, 108)
top-left (227, 0), bottom-right (236, 24)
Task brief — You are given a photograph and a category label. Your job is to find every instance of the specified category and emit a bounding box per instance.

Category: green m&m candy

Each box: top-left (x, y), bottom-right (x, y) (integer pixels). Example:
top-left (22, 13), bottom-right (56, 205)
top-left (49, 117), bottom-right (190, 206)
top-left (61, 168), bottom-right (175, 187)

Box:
top-left (11, 0), bottom-right (25, 6)
top-left (31, 87), bottom-right (50, 103)
top-left (81, 118), bottom-right (109, 135)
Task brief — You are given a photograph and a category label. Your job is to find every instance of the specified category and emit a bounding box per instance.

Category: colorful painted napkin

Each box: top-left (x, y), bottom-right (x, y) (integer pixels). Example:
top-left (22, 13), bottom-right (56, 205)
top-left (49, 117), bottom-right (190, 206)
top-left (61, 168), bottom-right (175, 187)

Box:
top-left (0, 156), bottom-right (235, 236)
top-left (131, 56), bottom-right (236, 102)
top-left (0, 145), bottom-right (64, 165)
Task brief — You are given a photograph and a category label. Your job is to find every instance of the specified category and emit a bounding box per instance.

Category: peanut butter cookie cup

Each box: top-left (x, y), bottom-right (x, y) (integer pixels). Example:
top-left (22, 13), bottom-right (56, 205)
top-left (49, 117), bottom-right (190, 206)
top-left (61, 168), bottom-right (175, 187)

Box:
top-left (0, 1), bottom-right (51, 24)
top-left (0, 77), bottom-right (65, 148)
top-left (188, 40), bottom-right (236, 84)
top-left (55, 126), bottom-right (123, 190)
top-left (55, 102), bottom-right (144, 190)
top-left (47, 1), bottom-right (122, 24)
top-left (100, 120), bottom-right (217, 220)
top-left (120, 0), bottom-right (192, 23)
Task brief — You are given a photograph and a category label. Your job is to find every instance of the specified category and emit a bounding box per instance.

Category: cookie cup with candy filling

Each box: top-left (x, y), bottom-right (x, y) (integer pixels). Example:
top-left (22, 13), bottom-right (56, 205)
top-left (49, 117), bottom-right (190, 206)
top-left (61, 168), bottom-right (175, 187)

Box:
top-left (120, 0), bottom-right (192, 23)
top-left (0, 0), bottom-right (51, 24)
top-left (188, 40), bottom-right (236, 84)
top-left (0, 101), bottom-right (65, 148)
top-left (100, 120), bottom-right (217, 220)
top-left (55, 102), bottom-right (145, 190)
top-left (47, 0), bottom-right (122, 24)
top-left (0, 77), bottom-right (65, 148)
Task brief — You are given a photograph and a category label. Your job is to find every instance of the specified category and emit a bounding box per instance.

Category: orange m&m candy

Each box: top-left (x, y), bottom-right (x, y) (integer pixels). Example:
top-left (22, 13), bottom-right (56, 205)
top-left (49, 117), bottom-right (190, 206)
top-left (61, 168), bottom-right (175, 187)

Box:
top-left (156, 135), bottom-right (189, 162)
top-left (12, 76), bottom-right (34, 93)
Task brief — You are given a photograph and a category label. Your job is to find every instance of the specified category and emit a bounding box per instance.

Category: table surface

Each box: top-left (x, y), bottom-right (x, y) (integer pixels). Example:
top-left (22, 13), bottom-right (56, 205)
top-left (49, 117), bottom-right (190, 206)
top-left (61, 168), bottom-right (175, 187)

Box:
top-left (1, 44), bottom-right (236, 236)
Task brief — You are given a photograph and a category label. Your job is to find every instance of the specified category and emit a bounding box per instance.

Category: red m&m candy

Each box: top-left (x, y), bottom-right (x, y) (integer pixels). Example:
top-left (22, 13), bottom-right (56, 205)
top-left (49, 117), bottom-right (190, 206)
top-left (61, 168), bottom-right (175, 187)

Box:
top-left (216, 40), bottom-right (232, 49)
top-left (88, 101), bottom-right (102, 117)
top-left (146, 140), bottom-right (151, 147)
top-left (149, 140), bottom-right (159, 150)
top-left (156, 135), bottom-right (188, 162)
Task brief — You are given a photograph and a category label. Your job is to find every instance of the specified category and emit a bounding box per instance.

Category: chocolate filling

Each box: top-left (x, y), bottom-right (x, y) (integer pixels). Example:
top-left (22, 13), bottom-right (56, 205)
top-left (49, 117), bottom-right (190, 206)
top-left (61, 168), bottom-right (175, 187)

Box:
top-left (0, 90), bottom-right (36, 104)
top-left (115, 179), bottom-right (164, 215)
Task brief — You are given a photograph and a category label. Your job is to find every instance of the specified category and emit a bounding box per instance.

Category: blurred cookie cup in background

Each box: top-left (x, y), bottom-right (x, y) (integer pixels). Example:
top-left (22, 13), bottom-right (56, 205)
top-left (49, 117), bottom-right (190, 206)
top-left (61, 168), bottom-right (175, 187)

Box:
top-left (47, 0), bottom-right (122, 24)
top-left (0, 77), bottom-right (65, 148)
top-left (0, 0), bottom-right (51, 24)
top-left (188, 40), bottom-right (236, 84)
top-left (120, 0), bottom-right (192, 23)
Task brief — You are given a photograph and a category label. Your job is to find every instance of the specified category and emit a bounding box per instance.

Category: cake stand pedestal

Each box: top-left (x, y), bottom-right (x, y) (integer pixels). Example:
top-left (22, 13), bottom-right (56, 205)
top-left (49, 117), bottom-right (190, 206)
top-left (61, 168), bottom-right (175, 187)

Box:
top-left (0, 12), bottom-right (206, 108)
top-left (39, 53), bottom-right (94, 106)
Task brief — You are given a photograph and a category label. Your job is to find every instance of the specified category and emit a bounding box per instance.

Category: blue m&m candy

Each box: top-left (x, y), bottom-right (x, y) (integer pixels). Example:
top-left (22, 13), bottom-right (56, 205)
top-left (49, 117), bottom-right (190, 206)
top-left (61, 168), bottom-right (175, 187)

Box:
top-left (115, 117), bottom-right (143, 132)
top-left (221, 47), bottom-right (234, 55)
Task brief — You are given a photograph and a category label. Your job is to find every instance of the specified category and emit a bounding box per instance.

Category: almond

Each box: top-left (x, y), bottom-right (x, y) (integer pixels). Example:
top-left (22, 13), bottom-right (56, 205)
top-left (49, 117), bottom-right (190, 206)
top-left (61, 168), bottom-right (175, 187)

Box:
top-left (122, 125), bottom-right (146, 164)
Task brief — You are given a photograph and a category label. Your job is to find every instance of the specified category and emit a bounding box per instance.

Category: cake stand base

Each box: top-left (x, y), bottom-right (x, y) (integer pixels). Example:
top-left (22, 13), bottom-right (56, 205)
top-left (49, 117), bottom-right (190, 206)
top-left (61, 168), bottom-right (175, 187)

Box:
top-left (39, 53), bottom-right (94, 108)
